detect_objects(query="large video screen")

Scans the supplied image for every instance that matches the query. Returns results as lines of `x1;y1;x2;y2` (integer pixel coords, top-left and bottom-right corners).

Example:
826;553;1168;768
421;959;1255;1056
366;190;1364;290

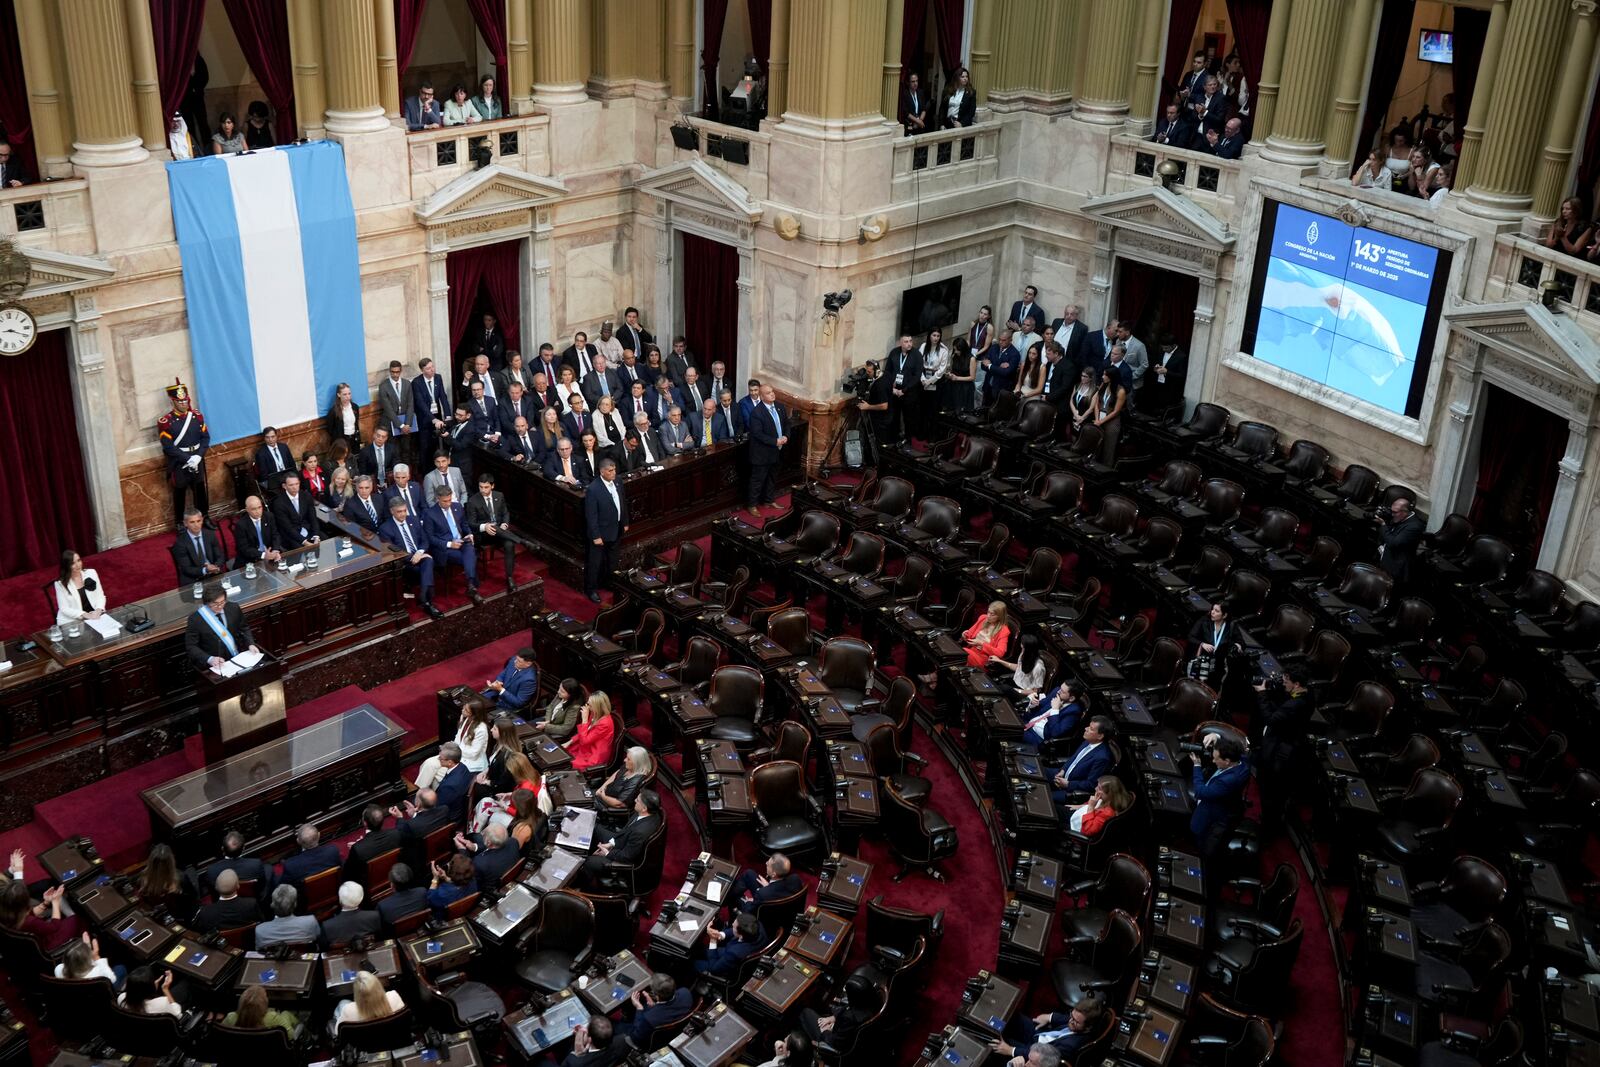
1239;200;1450;418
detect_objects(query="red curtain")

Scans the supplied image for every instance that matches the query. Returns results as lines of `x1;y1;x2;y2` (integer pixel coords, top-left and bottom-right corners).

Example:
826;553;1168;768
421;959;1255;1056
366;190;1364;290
1223;0;1271;91
1116;260;1200;352
220;0;297;143
1352;0;1416;171
395;0;429;79
1468;386;1567;559
932;0;963;74
0;331;96;578
1161;0;1205;100
701;0;731;116
447;240;521;355
149;0;209;120
1577;45;1600;199
465;0;509;108
680;232;740;382
0;0;37;181
901;0;930;83
748;0;771;74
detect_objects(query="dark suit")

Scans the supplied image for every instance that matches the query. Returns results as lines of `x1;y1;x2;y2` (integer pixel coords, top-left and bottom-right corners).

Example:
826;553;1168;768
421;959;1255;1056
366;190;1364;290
172;528;225;583
625;432;666;471
1053;319;1089;373
472;840;522;891
193;895;260;932
436;763;473;823
468;396;501;444
581;370;622;409
649;387;686;427
184;601;255;669
495;366;534;398
465;490;519;584
320;908;382;949
232;512;278;567
253;442;296;491
622;986;693;1048
1191;758;1252;868
199;854;272;900
616;323;653;361
1008;1014;1096;1061
679;380;710;414
665;351;697;391
715;404;743;439
271;490;318;546
615;362;646;394
730;871;804;913
1039;357;1072;408
746;401;787;506
1152;112;1194;147
278;844;342;891
1083;330;1116;376
584;476;628;597
411;373;452;458
497;395;535;438
1189;92;1227;144
942;88;977;127
1212;133;1244;160
562;343;600;379
982;342;1021;402
1008;300;1046;332
694;929;762;976
378;513;435;599
900;86;928;133
357;441;396;488
377;886;431;931
884;347;924;440
342;492;386;533
562;410;595;443
544;451;594;487
690;411;731;447
423;502;477;587
384;480;427;520
396;805;455;871
472;327;506;371
342;828;402;889
1377;514;1425;583
1050;741;1115;802
503;429;542;465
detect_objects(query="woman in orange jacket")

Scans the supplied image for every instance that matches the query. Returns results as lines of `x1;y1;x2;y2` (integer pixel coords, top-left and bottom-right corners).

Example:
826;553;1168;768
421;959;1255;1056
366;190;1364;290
963;600;1011;668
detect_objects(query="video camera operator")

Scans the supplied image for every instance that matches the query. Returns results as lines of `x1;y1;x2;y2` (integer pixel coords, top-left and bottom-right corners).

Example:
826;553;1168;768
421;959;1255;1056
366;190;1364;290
1374;496;1423;587
1250;668;1310;832
854;360;894;460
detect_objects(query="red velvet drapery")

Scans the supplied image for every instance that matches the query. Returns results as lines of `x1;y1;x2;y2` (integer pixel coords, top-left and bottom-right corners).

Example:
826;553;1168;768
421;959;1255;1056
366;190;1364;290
447;240;522;356
1223;0;1271;92
1352;0;1417;169
1469;386;1568;558
395;0;429;79
932;0;963;74
1160;0;1206;101
1116;259;1199;352
149;0;208;120
465;0;509;108
701;0;732;116
680;232;740;381
0;331;96;578
748;0;771;75
902;0;931;83
0;0;37;181
220;0;297;143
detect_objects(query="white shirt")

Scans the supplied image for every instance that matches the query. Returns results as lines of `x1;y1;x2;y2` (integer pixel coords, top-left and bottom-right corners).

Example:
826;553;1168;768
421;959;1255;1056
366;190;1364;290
341;406;356;435
168;117;193;160
603;478;621;515
54;569;106;626
947;89;967;120
1013;660;1046;692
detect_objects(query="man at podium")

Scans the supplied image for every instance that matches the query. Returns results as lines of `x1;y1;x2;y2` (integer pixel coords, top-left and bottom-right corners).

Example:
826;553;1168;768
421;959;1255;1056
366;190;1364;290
184;583;260;670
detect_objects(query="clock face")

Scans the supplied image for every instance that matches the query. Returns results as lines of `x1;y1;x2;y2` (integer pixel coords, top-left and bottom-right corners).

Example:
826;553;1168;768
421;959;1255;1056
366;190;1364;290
0;305;35;355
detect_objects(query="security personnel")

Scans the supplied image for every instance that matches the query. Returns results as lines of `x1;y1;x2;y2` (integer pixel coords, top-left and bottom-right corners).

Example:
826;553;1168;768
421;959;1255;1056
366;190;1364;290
158;378;211;528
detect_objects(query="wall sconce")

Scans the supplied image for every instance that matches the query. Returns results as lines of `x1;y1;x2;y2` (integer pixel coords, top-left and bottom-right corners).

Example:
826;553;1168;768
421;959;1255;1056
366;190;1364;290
1540;279;1561;310
859;215;888;243
1157;159;1182;191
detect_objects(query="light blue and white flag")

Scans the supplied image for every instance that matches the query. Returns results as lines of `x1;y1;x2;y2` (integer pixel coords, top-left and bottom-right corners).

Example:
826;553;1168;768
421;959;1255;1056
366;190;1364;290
167;139;368;443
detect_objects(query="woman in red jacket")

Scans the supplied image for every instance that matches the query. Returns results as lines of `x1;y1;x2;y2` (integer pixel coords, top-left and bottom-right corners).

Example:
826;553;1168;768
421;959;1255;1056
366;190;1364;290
1066;776;1133;838
963;600;1011;667
567;692;617;771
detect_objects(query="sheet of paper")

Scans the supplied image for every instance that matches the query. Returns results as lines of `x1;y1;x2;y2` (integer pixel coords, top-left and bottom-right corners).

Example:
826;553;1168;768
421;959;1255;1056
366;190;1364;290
86;615;124;638
231;648;264;669
212;661;243;678
677;919;699;932
705;881;723;902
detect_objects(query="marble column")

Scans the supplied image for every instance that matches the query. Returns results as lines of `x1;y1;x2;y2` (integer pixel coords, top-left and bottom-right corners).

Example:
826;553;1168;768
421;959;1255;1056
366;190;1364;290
1540;423;1589;570
508;0;534;113
15;0;71;174
1463;0;1570;219
287;0;328;139
319;0;387;134
533;0;590;105
968;0;993;104
123;0;165;152
1532;1;1600;220
66;296;129;549
1258;0;1342;165
1075;0;1142;124
786;0;888;125
1319;0;1378;170
1452;0;1508;194
1251;0;1293;142
668;0;695;105
881;0;904;124
428;249;452;371
768;0;791;116
373;0;400;120
58;0;148;166
1128;0;1166;129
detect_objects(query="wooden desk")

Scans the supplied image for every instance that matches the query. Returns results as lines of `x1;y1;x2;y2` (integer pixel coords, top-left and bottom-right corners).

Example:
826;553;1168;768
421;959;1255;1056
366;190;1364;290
954;971;1024;1037
389;1034;484;1066
1118;1001;1184;1066
69;875;135;928
38;839;105;889
523;847;586;895
816;854;872;914
577;949;652;1014
504;988;591;1057
141;705;407;866
160;932;243;989
649;895;718;963
110;911;176;962
555;807;598;852
670;1002;758;1067
400;919;480;974
1156;847;1205;901
472;882;541;945
1139;954;1196;1015
683;856;741;905
739;950;821;1022
1011;852;1064;908
1152;895;1207;957
785;906;853;967
324;943;402;996
237;955;318;997
478;428;805;580
915;1026;993;1067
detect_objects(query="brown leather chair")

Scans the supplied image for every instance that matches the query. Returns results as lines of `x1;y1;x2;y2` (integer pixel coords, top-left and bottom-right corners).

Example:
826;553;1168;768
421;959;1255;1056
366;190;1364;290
863;723;930;806
889;556;933;605
901;496;962;543
1162;678;1218;733
581;892;639;956
301;865;342;917
1413;921;1513;1012
765;510;842;565
766;605;812;656
1262;605;1315;656
1281;439;1329;482
38;975;116;1044
1130;637;1184;697
853;674;917;743
754;719;814;770
1004;546;1062;596
1219;570;1270;624
652;540;704;589
615;607;666;665
1049;575;1101;627
1221;421;1278;463
830;530;887;577
1058;853;1153;944
1197;478;1245;529
1294;535;1343;587
1281;629;1351;690
956;522;1011;569
700;563;751;614
1361;733;1441;788
1335;463;1380;505
1426;513;1475;559
864;894;944;956
1005;396;1057;441
931;435;998;479
364;848;403;901
881;779;956;882
1383;597;1436;656
1249;507;1299;552
922;585;975;630
1179;545;1233;600
983;390;1020;425
1456;535;1515;586
443;891;481;919
1133;516;1183;566
867;477;916;524
1204;919;1303;1015
665;635;721;693
1420;1017;1522;1067
1410;856;1505;947
1104;613;1151;666
1085;493;1138;539
1142;460;1202;501
1184;402;1230;438
820;637;876;712
217;923;257;950
1210;863;1300;944
750;759;827;862
1336;562;1394;614
1050;907;1141;1009
1312;680;1393;751
514;890;595;992
1376;768;1464;864
706;665;765;748
106;1002;184;1056
1511;569;1565;622
1023;470;1085;516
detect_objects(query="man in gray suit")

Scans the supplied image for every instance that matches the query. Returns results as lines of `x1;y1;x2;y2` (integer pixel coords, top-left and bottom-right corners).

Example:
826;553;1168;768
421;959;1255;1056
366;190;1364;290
665;337;698;391
422;451;469;504
658;406;694;455
376;360;417;466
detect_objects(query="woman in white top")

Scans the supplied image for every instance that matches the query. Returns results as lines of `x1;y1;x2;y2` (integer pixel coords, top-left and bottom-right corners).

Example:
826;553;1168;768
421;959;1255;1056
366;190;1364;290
592;394;622;449
990;633;1048;699
120;966;182;1017
325;381;361;451
1383;130;1412;179
1406;146;1442;199
555;365;583;414
942;67;976;129
54;550;107;628
415;698;493;788
1222;54;1249;123
442;84;480;126
1351;151;1385;189
334;971;405;1032
919;328;950;399
56;934;123;987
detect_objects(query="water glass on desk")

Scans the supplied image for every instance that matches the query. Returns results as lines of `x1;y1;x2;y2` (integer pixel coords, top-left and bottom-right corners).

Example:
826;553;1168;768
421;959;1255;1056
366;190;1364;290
46;624;62;643
66;621;81;639
244;562;257;580
192;581;203;600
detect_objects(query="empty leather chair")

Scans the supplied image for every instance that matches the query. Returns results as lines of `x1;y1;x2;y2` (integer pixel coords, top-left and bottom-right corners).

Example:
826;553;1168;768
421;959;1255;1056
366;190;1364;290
1382;597;1436;657
615;608;666;666
1178;545;1233;600
1295;535;1342;587
930;435;997;480
867;477;916;524
1219;570;1270;624
1182;403;1230;439
882;779;957;882
828;530;887;578
1419;1016;1523;1067
1360;733;1441;788
1281;439;1329;484
765;510;842;565
1413;921;1513;1011
983;390;1020;425
820;637;876;712
1281;630;1351;690
1262;605;1315;656
706;665;765;748
751;760;826;862
1062;423;1102;462
1162;677;1219;733
852;674;917;742
1141;460;1202;502
899;496;962;543
1049;576;1101;627
1058;853;1153;944
1456;535;1515;586
655;541;704;589
1004;546;1063;596
1510;569;1564;622
1312;680;1393;752
1410;856;1505;948
1502;730;1567;789
1198;479;1245;529
1004;396;1057;442
515;891;596;992
1510;768;1600;862
956;523;1012;570
1085;494;1138;539
1376;768;1464;865
1050;907;1141;1009
1425;513;1474;559
1246;507;1299;552
38;975;116;1045
1015;470;1084;517
1130;637;1185;697
1335;464;1379;505
749;592;796;631
1133;516;1183;567
863;723;931;806
1551;600;1600;651
1335;562;1394;614
1203;918;1303;1015
865;894;945;957
1459;678;1527;738
699;563;750;616
665;635;721;693
888;555;932;605
754;719;814;770
767;606;813;657
1220;421;1277;463
1185;994;1277;1067
1210;864;1299;945
921;586;975;630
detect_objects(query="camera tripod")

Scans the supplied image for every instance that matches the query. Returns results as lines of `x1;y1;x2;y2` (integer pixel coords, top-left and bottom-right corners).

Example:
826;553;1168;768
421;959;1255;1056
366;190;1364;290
816;400;881;477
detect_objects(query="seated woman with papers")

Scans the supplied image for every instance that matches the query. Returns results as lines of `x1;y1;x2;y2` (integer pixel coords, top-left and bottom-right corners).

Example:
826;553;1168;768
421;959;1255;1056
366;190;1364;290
183;584;262;673
54;549;108;628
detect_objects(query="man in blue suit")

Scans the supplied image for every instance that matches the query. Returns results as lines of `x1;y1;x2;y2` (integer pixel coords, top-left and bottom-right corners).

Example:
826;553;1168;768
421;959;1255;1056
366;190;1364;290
544;437;593;487
384;465;427;520
745;384;787;515
378;497;443;619
562;394;595;443
433;745;473;822
694;912;764;977
460;823;521;892
584;459;628;603
690;398;730;448
253;426;297;492
424;485;481;604
737;378;762;427
982;328;1020;405
622;973;695;1049
1049;716;1117;805
468;380;501;450
1007;285;1044;333
482;647;538;710
411;358;452;462
403;83;443;130
715;389;744;439
342;475;386;533
1191;734;1251;888
277;824;342;894
649;377;685;427
1021;680;1086;749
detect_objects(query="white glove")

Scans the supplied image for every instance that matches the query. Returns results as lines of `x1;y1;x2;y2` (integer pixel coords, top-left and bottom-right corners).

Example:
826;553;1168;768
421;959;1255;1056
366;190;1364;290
185;455;201;471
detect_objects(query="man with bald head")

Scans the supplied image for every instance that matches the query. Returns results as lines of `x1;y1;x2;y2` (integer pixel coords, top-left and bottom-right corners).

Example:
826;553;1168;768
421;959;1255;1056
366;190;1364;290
745;384;788;515
391;786;453;871
194;869;260;930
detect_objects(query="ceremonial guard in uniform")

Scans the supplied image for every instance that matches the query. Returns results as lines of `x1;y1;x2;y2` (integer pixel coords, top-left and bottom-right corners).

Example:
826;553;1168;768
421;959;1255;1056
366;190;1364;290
158;378;211;528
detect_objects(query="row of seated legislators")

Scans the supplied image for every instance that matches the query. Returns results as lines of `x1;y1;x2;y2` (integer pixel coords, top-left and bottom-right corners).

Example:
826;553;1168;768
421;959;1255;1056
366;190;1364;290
1148;49;1253;158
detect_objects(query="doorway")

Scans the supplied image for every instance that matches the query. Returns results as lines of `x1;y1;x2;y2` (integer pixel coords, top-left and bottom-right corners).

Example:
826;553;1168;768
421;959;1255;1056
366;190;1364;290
1467;384;1568;561
679;231;740;384
447;239;523;369
1115;258;1200;353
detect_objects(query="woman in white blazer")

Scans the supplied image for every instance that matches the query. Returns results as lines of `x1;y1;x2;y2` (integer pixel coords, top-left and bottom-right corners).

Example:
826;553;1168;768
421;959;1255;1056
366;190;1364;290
54;550;107;627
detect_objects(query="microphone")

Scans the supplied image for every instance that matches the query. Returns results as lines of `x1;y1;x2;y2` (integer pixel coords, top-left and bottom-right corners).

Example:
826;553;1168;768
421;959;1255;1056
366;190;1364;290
1121;1006;1151;1022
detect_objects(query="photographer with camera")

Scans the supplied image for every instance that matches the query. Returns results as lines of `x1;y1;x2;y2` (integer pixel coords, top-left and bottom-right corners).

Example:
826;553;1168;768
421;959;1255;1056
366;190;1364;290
1374;496;1423;586
1190;733;1251;894
853;360;894;461
1251;669;1311;833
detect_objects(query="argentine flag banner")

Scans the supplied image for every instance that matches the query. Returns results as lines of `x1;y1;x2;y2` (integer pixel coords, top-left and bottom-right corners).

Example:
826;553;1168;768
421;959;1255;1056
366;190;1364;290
167;139;370;443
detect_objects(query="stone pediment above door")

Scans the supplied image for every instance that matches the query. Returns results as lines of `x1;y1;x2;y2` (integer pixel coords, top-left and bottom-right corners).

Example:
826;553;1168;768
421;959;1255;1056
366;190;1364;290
1080;186;1235;261
635;159;763;228
8;244;116;304
414;164;569;227
1445;300;1600;426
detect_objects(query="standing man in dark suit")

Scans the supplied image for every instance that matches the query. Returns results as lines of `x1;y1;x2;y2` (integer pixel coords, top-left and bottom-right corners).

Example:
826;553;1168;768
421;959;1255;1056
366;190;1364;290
900;72;929;134
184;584;260;670
665;337;698;392
271;472;320;548
1144;335;1189;416
424;485;482;605
1189;75;1227;148
746;384;788;515
445;405;478;486
1051;305;1089;376
1191;734;1251;892
466;473;525;591
1040;344;1072;408
563;331;600;380
1082;320;1117;377
475;312;506;371
1008;285;1044;334
233;496;282;569
358;426;396;490
376;361;417;466
883;335;924;443
253;426;296;493
342;805;402;891
533;344;562;393
1375;498;1425;586
584;459;628;603
172;507;225;584
379;498;443;619
617;308;653;365
412;358;452;464
981;328;1020;407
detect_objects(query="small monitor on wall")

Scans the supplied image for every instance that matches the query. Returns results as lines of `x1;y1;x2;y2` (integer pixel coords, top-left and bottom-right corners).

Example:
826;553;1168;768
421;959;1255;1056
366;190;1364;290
1419;29;1453;64
899;277;962;337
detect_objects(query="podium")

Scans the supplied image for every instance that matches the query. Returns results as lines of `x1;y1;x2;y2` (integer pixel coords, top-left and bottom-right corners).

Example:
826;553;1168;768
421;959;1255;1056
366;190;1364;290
196;651;287;761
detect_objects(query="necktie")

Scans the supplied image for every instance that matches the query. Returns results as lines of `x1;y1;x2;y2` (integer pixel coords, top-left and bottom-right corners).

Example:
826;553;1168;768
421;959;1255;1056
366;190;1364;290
703;420;712;445
521;434;532;455
478;400;487;418
375;446;384;474
563;458;573;479
399;520;416;553
364;498;376;524
193;534;205;563
1065;743;1096;779
254;520;264;548
444;506;460;540
768;404;781;435
606;481;619;513
641;436;654;463
600;376;610;397
272;448;283;473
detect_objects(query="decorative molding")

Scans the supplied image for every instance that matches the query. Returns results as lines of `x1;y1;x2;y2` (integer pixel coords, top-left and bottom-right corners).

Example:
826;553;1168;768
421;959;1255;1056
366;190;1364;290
413;163;568;227
1333;201;1371;227
1078;186;1236;252
445;211;530;240
634;158;764;224
13;247;116;305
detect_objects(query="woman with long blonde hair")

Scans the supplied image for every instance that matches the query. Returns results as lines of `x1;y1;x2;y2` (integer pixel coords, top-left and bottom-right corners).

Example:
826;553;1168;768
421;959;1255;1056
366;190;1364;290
567;692;616;771
962;600;1010;668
